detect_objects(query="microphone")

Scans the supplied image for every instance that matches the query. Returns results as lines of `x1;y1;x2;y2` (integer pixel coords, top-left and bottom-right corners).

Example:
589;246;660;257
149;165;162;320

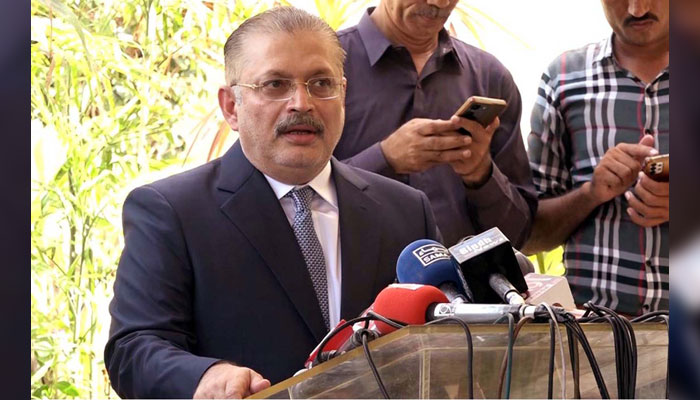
396;239;474;303
372;284;558;328
427;302;553;323
514;249;535;275
307;284;448;366
449;227;529;305
372;283;449;334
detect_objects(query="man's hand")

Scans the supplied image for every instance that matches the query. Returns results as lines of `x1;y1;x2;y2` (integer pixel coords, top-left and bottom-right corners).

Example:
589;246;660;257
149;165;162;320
625;172;669;227
586;135;658;204
380;118;471;174
193;362;270;399
443;116;499;187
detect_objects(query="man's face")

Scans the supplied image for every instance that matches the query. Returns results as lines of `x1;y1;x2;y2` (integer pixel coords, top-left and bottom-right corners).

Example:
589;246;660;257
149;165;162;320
224;31;345;184
601;0;669;47
382;0;459;38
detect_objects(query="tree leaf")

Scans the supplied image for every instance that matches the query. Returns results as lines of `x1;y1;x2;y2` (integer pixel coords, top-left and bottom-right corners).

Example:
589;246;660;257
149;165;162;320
56;381;81;397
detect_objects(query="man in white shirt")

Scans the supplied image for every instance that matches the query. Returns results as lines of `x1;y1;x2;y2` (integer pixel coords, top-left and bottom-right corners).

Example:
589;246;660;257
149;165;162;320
105;7;441;399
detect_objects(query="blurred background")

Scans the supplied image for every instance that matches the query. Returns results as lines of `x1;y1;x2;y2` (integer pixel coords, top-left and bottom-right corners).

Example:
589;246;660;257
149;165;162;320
30;1;616;398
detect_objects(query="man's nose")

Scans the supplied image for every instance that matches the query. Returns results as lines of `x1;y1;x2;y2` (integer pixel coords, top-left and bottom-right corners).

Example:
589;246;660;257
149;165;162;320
426;0;452;8
628;0;652;18
286;83;313;112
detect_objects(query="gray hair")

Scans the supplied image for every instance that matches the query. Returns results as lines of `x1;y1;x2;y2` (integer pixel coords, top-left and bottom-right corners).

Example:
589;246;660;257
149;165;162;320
223;7;346;86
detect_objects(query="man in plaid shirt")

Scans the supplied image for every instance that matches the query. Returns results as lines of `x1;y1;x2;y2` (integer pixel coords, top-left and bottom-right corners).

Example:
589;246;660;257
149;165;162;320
524;0;669;315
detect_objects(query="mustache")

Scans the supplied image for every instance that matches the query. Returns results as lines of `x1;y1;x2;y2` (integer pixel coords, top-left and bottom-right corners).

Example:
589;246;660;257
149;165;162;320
624;13;659;26
275;113;325;135
413;5;452;19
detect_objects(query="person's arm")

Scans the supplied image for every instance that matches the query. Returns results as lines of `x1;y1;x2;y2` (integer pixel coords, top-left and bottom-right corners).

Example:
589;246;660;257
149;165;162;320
193;362;270;399
444;72;537;249
341;118;471;181
523;182;599;254
524;57;656;255
524;136;659;254
104;186;269;398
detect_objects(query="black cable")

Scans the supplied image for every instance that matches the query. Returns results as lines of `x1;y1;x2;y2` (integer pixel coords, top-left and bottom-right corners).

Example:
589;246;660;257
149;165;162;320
584;303;637;398
367;310;407;331
361;330;390;399
565;324;581;399
547;319;555;399
504;313;515;399
621;313;638;397
425;317;474;399
630;310;670;322
659;315;669;399
562;315;610;398
313;315;371;364
313;315;390;364
541;303;567;398
496;316;532;399
631;311;669;398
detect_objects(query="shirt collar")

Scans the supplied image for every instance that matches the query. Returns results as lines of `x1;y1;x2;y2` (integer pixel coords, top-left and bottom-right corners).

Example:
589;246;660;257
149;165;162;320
357;7;393;67
264;161;338;209
593;32;670;76
357;7;461;67
592;33;615;66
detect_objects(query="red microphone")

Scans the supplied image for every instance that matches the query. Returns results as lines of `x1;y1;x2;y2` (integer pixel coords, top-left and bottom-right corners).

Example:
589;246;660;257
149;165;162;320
372;283;449;334
305;284;448;368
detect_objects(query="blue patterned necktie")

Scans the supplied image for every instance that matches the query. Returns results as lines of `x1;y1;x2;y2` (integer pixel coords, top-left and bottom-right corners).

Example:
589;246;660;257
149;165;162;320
286;186;329;329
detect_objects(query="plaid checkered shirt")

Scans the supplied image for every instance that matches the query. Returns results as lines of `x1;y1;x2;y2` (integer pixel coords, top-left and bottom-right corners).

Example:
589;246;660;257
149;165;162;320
528;34;669;315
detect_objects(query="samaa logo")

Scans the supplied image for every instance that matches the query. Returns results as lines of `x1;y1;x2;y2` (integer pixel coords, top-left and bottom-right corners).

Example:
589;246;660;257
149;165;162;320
413;244;450;267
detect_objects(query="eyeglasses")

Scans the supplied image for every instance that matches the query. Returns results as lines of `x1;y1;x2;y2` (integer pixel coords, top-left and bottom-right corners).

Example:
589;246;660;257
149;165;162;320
232;77;344;101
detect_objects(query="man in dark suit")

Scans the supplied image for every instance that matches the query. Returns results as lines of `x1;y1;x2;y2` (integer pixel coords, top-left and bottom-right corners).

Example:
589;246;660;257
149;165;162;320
104;7;440;399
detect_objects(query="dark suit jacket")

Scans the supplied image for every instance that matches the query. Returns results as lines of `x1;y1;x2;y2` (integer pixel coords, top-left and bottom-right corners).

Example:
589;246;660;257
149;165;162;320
104;141;440;398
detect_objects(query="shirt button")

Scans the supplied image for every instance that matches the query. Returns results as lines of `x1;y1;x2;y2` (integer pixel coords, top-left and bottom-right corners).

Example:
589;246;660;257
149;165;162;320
644;129;653;135
642;304;651;311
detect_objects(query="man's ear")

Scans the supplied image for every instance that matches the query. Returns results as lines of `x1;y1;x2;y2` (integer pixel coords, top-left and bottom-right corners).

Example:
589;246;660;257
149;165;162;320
340;76;347;102
218;85;239;131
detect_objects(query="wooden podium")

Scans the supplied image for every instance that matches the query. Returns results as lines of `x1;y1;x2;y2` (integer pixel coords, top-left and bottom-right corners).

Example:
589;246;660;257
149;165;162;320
250;323;668;399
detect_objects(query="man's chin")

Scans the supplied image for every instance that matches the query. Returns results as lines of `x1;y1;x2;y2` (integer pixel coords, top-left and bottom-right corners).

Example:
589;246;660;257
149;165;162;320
276;152;329;172
619;29;667;47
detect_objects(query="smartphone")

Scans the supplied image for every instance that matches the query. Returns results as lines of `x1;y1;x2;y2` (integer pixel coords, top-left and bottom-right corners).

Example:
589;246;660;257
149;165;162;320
642;154;669;182
454;96;507;134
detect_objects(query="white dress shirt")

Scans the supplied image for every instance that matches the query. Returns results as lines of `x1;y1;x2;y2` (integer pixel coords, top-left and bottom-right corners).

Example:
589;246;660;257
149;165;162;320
263;162;342;329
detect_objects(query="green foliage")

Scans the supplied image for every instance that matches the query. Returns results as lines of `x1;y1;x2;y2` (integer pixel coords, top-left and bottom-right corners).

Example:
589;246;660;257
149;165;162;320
31;1;380;397
452;2;531;50
308;0;370;30
30;0;277;397
31;1;535;398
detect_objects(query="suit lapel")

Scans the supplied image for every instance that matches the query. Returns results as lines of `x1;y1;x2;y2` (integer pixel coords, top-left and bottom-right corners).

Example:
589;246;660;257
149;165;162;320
216;142;328;342
332;159;383;319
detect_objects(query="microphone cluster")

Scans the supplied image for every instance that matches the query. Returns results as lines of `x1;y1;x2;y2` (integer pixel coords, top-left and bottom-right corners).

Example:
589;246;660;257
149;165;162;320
300;227;669;399
307;228;561;365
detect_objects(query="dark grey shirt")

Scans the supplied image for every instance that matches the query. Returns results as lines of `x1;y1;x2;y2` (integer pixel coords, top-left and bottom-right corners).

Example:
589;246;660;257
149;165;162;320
335;9;536;247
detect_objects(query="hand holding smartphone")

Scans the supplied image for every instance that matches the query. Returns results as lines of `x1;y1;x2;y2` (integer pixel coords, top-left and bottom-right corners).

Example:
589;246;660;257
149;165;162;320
642;154;669;182
454;96;507;135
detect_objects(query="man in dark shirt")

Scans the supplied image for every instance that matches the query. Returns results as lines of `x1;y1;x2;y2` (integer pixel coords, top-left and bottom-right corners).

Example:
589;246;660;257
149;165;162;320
335;0;536;247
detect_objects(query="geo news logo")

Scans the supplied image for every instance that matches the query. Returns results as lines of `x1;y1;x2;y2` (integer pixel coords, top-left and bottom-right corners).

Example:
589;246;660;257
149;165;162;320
412;244;450;267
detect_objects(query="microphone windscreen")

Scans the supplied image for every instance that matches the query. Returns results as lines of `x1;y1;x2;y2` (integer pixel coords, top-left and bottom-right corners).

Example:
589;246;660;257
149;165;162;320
397;239;466;290
372;284;448;334
449;227;529;303
514;250;535;274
